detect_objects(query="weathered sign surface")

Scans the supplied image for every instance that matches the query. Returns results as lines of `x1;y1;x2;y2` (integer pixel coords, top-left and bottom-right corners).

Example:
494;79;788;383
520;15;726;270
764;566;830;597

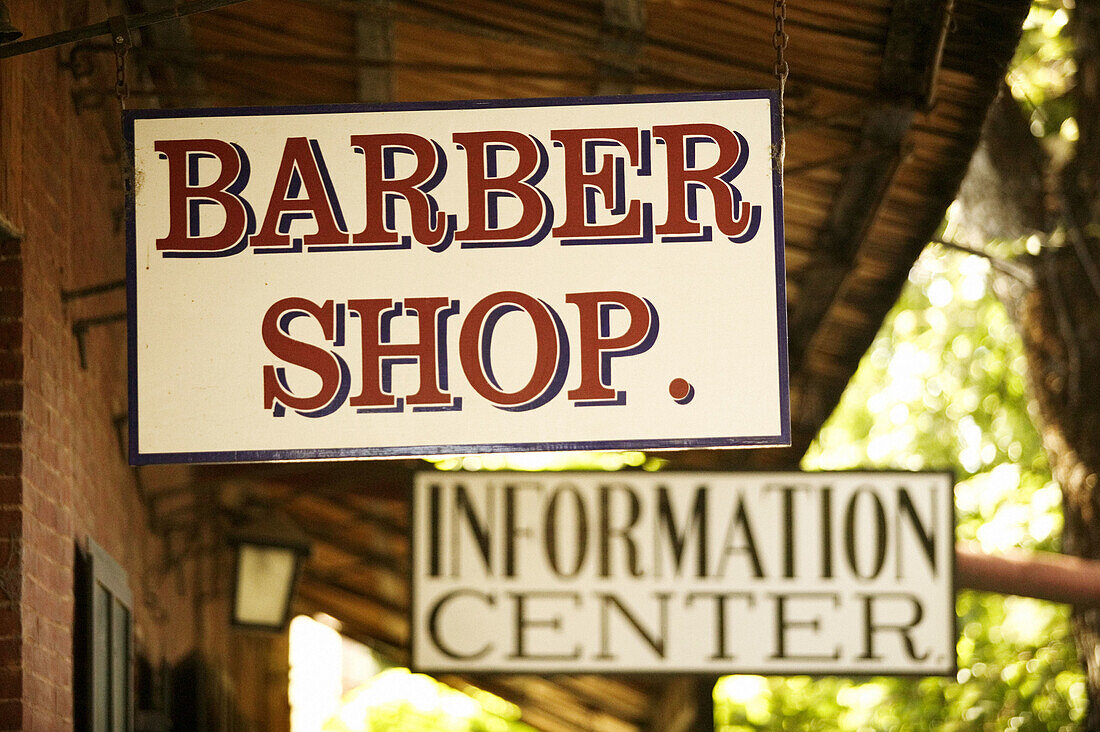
411;471;956;675
127;92;787;463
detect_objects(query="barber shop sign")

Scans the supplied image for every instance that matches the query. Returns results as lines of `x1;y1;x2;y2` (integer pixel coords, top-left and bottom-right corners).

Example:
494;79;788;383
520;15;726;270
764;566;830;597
126;92;788;463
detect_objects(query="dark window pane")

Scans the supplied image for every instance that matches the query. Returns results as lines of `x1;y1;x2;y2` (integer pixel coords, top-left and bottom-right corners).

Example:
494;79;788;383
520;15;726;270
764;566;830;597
94;584;110;732
111;601;130;731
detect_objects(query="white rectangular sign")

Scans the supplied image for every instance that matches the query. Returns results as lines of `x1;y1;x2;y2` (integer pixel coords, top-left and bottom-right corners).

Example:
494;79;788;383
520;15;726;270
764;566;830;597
411;471;956;675
127;92;788;464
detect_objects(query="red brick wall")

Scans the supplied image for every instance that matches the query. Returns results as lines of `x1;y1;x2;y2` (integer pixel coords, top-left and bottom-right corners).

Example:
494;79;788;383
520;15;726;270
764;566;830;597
0;219;24;730
0;2;282;729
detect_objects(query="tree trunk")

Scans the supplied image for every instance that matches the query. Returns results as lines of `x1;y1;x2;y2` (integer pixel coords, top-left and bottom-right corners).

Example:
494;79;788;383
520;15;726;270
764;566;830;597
1015;1;1100;726
1017;244;1100;726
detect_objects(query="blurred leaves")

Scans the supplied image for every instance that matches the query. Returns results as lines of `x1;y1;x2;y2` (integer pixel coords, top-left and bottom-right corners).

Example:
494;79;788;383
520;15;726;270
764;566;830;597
324;669;535;732
716;249;1084;729
1009;1;1077;147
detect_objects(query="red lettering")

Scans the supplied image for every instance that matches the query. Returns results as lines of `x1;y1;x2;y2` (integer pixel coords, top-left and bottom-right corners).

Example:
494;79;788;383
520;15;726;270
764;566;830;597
551;128;642;240
454;132;550;246
459;292;564;409
154;139;251;253
262;298;344;414
654;123;754;238
251;137;348;249
567;291;658;403
351;133;452;248
347;297;455;408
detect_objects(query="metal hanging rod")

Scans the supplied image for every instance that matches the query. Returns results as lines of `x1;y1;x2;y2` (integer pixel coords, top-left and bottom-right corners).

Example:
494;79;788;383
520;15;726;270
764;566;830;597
68;42;601;80
0;0;255;59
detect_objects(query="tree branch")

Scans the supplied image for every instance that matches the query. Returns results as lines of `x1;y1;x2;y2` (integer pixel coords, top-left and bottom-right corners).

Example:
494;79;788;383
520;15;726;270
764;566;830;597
931;238;1036;288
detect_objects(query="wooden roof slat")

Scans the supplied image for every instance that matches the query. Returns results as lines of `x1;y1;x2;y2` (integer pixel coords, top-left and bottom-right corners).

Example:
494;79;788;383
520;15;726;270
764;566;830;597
297;578;410;647
457;675;644;732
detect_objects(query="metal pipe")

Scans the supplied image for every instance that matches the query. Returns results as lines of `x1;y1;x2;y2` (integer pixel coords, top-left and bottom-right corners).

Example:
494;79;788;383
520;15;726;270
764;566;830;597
956;542;1100;607
0;0;255;59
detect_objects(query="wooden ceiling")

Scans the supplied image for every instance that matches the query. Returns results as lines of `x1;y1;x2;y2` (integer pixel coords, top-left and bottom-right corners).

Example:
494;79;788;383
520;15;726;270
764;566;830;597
122;0;1032;728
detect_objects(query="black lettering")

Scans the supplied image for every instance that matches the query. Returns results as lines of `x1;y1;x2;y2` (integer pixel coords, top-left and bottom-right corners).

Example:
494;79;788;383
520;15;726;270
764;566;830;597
766;484;805;578
504;481;540;577
508;591;582;660
596;592;670;660
845;486;887;580
544;483;589;577
769;592;841;661
896;487;938;579
821;485;833;579
655;484;708;578
715;494;765;578
429;482;442;577
858;593;929;661
427;589;494;660
599;483;643;577
685;591;755;660
451;483;494;577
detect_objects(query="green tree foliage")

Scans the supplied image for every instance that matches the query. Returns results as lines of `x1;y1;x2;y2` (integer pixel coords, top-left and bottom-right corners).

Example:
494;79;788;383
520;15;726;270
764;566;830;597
715;250;1086;729
324;668;536;732
715;2;1091;726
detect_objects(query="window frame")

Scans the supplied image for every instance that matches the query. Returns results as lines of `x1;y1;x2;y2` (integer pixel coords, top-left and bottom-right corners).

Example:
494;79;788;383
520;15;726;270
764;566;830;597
77;537;134;732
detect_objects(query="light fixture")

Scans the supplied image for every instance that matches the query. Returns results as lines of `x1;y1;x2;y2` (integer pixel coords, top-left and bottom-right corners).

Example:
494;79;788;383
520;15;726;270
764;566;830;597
229;511;311;632
0;2;23;44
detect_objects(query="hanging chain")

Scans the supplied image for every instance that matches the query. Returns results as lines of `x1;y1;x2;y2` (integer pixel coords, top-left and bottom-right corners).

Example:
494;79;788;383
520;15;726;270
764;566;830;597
113;46;129;108
108;15;132;110
108;15;134;202
773;0;788;171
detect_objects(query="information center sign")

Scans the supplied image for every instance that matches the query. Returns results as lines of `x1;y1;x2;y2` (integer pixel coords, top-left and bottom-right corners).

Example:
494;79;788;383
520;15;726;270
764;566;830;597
127;92;787;464
412;471;956;675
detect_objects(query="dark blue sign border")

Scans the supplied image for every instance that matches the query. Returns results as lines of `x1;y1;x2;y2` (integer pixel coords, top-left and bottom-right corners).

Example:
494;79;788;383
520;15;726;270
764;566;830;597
125;90;789;465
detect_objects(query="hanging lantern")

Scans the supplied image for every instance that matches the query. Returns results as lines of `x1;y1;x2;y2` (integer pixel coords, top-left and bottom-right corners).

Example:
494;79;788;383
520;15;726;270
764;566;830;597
229;512;311;632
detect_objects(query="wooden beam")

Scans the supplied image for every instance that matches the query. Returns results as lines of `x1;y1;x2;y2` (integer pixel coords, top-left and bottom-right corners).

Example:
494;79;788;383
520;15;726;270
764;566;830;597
451;675;642;732
296;579;408;648
356;0;393;103
784;105;912;374
879;0;954;108
598;0;645;95
127;0;212;109
784;0;951;378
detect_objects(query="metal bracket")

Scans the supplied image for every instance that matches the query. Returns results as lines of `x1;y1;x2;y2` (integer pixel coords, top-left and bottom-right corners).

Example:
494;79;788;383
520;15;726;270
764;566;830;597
72;311;127;369
61;277;126;302
107;14;132;54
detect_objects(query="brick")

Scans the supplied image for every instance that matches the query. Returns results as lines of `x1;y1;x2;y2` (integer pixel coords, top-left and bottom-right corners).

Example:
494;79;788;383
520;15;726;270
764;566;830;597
0;640;18;669
0;262;21;290
0;449;19;478
0;512;19;540
0;607;21;636
0;480;20;505
0;325;20;354
0;418;19;446
0;384;20;412
0;355;17;382
0;700;20;730
0;667;21;701
0;241;21;259
0;292;20;317
23;672;46;712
